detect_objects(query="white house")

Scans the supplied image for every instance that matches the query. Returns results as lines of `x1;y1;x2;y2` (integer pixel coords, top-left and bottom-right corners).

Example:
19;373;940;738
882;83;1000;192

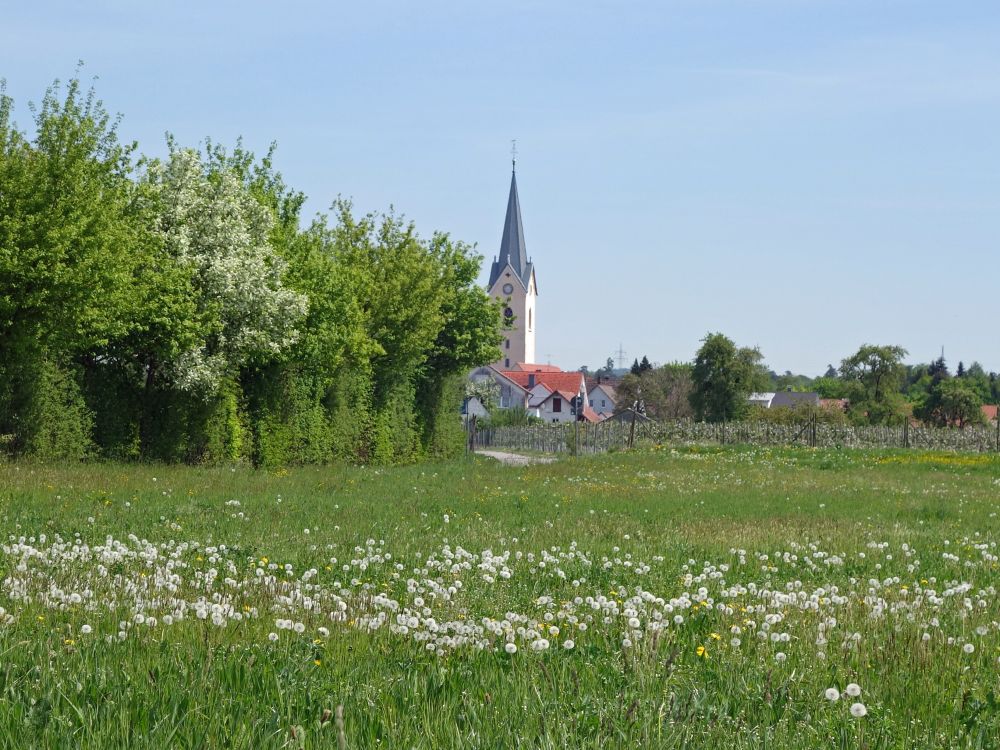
588;383;617;417
536;390;577;423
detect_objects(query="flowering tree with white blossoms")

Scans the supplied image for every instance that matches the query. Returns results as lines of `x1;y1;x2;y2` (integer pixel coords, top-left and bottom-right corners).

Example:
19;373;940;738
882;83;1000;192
142;143;307;395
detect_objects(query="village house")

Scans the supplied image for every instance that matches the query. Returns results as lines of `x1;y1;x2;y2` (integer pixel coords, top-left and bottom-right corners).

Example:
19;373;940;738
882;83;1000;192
587;381;617;418
749;392;820;409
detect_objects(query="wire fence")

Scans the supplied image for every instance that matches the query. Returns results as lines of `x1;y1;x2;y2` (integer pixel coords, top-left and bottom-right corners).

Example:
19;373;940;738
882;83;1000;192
469;414;1000;456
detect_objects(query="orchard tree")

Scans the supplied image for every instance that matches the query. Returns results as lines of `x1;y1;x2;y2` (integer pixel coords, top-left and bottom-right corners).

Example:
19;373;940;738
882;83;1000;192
617;362;693;419
839;344;908;424
689;333;769;422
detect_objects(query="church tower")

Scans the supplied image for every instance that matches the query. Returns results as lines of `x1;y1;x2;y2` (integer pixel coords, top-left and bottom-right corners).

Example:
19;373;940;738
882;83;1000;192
487;164;537;369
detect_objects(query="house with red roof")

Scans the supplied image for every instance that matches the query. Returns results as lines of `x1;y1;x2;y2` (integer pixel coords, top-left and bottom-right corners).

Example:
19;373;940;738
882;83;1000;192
464;364;601;423
499;367;600;423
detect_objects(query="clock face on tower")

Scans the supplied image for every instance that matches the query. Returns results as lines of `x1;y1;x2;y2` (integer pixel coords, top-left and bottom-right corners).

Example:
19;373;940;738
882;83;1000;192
502;283;514;295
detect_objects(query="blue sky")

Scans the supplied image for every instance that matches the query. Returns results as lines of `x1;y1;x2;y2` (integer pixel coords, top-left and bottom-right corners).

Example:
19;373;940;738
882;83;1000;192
4;1;999;374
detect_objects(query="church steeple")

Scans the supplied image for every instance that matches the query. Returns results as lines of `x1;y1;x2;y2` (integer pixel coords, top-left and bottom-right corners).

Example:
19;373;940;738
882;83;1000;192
486;159;537;368
488;167;534;290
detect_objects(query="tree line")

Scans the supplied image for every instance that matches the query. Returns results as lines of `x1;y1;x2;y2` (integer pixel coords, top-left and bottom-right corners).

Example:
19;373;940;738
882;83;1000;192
0;75;502;464
614;334;998;427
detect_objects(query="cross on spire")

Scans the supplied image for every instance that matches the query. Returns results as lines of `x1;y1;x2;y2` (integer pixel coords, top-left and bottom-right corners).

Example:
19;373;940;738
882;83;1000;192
511;139;517;171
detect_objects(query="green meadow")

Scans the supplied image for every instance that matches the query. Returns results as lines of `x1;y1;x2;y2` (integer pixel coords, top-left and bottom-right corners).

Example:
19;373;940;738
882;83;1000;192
1;445;999;748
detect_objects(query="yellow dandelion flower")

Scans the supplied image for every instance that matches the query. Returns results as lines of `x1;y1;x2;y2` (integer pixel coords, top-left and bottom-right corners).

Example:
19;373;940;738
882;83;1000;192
696;645;707;658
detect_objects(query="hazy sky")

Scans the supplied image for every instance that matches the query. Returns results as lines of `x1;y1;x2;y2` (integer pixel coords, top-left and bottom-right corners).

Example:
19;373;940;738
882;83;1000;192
4;1;999;375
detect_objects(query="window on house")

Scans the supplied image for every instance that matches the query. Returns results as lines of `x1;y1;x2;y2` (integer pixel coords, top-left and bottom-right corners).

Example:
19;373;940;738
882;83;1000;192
505;339;510;349
601;400;606;407
553;398;562;413
589;399;594;407
505;358;509;368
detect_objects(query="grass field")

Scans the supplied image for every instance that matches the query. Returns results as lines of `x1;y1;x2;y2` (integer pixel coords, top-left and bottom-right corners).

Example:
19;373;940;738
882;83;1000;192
2;445;1000;748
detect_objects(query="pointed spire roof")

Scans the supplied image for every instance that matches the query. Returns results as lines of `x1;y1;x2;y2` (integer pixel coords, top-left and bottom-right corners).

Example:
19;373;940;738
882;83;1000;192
488;168;534;291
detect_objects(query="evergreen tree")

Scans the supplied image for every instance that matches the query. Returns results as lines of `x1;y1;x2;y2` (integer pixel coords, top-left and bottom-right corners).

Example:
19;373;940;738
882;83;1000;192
928;356;949;379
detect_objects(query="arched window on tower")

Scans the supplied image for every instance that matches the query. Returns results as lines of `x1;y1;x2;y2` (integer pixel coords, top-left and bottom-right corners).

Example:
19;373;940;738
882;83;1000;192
528;309;532;331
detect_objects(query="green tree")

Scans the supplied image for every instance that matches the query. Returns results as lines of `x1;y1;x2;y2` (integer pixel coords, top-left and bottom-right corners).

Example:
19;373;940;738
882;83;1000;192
813;376;849;399
689;333;769;422
914;377;985;428
415;231;504;454
617;362;693;419
0;75;143;456
839;344;908;424
963;362;993;404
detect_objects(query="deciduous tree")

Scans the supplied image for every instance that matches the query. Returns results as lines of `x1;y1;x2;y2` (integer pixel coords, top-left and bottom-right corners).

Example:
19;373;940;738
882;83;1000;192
839;344;908;424
689;333;769;422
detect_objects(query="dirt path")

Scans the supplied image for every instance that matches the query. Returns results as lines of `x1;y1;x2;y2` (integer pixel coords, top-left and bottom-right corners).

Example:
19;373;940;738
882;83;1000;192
475;450;557;466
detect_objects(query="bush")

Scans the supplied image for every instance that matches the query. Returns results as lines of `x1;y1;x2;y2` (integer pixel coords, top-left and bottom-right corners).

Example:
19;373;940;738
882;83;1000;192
483;407;543;427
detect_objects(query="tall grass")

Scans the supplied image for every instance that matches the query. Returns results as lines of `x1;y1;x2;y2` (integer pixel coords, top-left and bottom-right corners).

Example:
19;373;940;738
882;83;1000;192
0;446;998;747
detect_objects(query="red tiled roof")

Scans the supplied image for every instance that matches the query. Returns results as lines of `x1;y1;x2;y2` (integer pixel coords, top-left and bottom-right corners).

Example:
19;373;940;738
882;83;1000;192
983;404;999;422
819;398;849;411
502;370;585;395
515;362;561;372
